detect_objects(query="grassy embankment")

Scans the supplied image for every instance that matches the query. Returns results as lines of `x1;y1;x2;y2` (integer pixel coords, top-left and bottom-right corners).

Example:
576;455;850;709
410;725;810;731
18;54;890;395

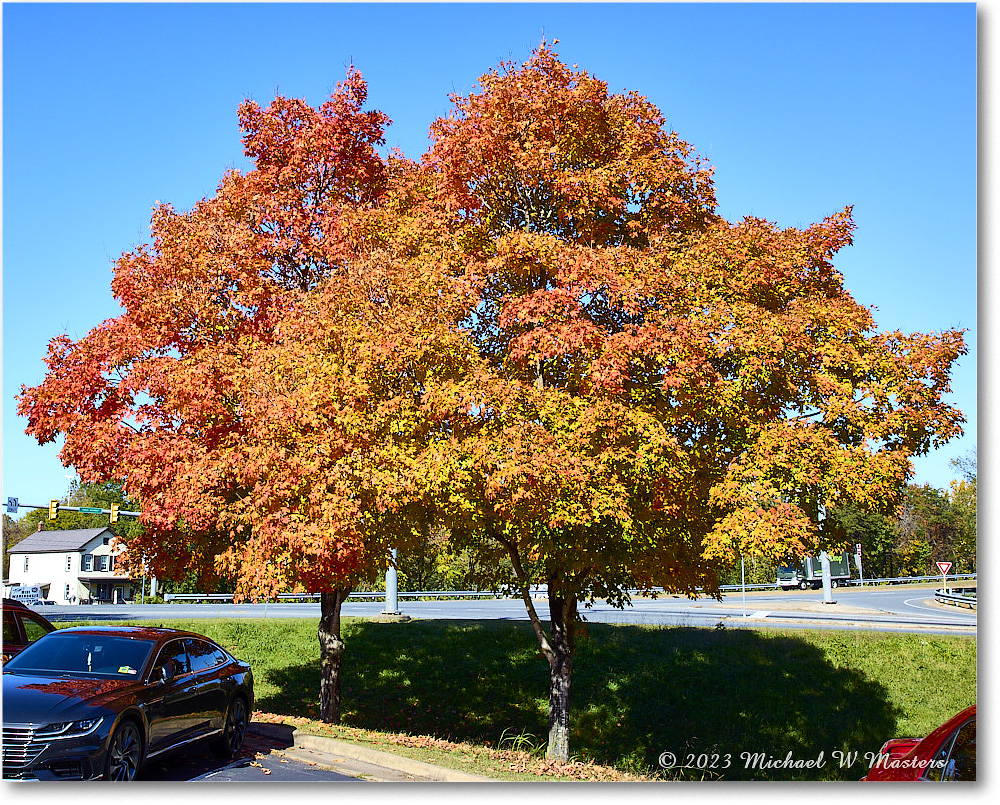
68;618;975;781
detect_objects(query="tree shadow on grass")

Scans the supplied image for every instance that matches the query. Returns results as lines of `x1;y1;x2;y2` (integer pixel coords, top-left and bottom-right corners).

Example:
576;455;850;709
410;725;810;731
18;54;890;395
256;620;900;780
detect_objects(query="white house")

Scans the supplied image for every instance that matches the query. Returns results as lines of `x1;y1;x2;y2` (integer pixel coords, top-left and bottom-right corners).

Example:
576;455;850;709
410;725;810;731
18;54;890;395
7;528;139;604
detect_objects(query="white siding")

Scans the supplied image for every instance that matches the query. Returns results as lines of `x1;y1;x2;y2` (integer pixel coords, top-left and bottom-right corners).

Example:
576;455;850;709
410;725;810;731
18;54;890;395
9;533;133;602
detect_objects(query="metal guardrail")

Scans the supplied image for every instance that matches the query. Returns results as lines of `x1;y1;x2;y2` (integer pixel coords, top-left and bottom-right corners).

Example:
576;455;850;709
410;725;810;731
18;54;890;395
934;588;977;609
163;590;507;603
853;573;976;586
162;574;976;604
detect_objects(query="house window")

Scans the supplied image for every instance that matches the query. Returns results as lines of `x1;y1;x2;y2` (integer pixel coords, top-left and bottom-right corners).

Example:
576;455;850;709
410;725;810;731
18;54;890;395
99;555;109;572
82;554;93;572
23;556;28;572
65;584;71;600
66;555;73;571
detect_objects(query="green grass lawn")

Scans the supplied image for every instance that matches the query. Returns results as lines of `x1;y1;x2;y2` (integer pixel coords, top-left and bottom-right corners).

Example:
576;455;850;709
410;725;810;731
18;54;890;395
66;618;975;780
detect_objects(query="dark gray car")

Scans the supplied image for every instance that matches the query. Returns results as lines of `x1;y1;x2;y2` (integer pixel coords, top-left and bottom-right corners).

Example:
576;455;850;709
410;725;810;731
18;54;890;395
2;626;253;780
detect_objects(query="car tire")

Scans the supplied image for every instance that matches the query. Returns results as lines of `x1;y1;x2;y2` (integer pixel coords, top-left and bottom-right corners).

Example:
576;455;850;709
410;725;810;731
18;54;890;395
210;695;249;758
104;719;143;781
799;580;809;590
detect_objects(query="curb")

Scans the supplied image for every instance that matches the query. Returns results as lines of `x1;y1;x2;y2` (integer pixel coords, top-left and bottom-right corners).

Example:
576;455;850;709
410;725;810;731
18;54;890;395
249;722;494;782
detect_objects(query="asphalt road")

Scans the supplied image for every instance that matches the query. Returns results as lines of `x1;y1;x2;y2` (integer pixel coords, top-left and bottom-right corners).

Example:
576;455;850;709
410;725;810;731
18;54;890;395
40;583;976;635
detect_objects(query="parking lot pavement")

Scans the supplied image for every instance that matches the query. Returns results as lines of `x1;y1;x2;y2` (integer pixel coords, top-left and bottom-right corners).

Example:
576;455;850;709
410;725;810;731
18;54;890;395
191;750;365;782
137;723;364;782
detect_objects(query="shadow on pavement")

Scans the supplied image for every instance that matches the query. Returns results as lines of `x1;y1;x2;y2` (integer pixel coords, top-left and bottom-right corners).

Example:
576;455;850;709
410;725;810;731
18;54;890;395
135;722;294;780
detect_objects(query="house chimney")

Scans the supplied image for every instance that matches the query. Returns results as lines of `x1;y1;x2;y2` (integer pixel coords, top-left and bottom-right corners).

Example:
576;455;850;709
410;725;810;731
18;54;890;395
37;521;44;532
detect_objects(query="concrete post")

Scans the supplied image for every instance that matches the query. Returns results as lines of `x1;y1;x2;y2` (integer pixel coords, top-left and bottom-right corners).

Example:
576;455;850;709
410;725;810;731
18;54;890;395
820;551;835;604
383;547;400;615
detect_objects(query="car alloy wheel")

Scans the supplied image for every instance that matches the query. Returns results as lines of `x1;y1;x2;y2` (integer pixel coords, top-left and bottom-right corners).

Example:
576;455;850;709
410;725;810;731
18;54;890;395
105;720;142;780
226;696;248;753
212;696;249;757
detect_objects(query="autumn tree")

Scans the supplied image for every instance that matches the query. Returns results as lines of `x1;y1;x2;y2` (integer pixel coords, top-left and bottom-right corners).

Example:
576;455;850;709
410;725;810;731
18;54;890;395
948;450;977;571
418;45;966;760
16;46;967;761
826;503;898;578
16;69;410;723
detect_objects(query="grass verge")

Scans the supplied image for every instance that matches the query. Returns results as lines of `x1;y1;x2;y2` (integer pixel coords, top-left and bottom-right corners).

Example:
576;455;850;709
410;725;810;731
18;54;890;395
64;618;976;780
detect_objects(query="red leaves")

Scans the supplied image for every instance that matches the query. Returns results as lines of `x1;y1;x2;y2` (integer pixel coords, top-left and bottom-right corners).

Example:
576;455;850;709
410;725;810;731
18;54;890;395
15;47;966;606
427;43;717;246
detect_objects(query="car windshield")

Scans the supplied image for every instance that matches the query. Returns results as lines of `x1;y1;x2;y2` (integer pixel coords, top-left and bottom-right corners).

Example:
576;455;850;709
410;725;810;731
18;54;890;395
4;632;155;679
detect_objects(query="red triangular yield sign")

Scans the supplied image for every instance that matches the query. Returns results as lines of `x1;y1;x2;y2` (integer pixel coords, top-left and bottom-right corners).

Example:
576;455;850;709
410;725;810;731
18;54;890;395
936;561;952;575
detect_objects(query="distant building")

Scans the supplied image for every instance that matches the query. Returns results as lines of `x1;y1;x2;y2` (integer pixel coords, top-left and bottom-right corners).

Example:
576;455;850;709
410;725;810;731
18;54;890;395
6;528;139;603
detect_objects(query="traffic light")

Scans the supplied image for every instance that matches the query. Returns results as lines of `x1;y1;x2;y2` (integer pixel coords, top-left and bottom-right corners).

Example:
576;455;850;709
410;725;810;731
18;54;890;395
110;503;120;524
48;500;59;520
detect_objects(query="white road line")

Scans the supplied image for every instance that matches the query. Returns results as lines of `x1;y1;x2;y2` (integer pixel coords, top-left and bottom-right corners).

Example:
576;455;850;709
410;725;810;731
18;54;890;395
903;596;977;620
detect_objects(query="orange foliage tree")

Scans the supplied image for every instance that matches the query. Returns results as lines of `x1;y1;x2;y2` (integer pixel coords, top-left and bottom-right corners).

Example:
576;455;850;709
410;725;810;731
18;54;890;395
16;70;427;722
18;47;966;756
417;45;966;759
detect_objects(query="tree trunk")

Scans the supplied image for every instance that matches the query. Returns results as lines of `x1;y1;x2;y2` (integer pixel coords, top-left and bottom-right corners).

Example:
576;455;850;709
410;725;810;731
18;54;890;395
545;588;577;762
503;535;579;762
318;589;351;723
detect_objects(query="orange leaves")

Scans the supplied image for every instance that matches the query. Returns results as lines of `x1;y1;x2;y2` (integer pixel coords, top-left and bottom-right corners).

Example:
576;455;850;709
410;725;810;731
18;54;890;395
15;47;967;609
427;43;716;246
704;503;815;566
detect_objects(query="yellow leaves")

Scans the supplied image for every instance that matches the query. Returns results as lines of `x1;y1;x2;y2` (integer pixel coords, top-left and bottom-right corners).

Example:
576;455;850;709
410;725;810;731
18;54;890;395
704;502;814;567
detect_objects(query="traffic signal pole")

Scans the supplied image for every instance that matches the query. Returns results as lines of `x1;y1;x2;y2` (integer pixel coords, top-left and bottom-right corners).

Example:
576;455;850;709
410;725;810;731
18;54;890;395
6;497;138;523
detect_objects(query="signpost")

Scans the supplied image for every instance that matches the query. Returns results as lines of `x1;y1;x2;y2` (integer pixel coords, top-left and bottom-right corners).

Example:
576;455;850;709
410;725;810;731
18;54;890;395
855;543;864;587
937;561;952;592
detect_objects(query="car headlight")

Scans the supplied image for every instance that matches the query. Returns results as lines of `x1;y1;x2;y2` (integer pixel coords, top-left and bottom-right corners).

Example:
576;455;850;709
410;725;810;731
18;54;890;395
34;717;105;739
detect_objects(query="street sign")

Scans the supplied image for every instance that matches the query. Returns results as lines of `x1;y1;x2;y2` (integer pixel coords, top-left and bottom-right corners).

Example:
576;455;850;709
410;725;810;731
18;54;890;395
79;507;103;514
6;497;18;514
937;561;952;575
855;543;862;553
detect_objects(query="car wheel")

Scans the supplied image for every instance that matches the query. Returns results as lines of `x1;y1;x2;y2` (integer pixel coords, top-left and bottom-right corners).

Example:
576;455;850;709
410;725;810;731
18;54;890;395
831;580;839;589
799;580;809;590
211;695;249;758
104;719;143;780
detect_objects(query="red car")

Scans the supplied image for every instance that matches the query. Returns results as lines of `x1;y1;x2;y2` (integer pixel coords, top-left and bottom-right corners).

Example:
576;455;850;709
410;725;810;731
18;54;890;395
863;704;976;781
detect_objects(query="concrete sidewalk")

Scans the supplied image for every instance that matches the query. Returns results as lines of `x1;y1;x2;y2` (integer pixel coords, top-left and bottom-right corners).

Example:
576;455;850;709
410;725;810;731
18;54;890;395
249;722;494;782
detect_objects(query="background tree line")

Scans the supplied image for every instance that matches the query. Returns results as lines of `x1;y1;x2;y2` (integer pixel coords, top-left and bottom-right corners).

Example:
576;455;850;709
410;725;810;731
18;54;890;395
4;447;976;588
719;449;977;585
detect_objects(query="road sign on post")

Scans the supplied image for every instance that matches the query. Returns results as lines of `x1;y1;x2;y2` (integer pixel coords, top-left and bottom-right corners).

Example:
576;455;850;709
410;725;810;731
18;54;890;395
937;561;952;592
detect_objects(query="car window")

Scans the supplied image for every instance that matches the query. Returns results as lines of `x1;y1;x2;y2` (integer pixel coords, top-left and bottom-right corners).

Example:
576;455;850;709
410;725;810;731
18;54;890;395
22;613;55;642
942;720;975;781
924;718;976;781
5;632;155;678
3;610;21;645
186;639;226;672
151;639;190;680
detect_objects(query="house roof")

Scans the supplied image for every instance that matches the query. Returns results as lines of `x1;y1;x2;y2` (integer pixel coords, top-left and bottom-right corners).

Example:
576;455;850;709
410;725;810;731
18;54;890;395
8;528;113;554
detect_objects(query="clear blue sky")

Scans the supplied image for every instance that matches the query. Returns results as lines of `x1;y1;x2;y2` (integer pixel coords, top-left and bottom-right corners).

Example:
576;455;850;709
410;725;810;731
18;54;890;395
3;2;977;511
